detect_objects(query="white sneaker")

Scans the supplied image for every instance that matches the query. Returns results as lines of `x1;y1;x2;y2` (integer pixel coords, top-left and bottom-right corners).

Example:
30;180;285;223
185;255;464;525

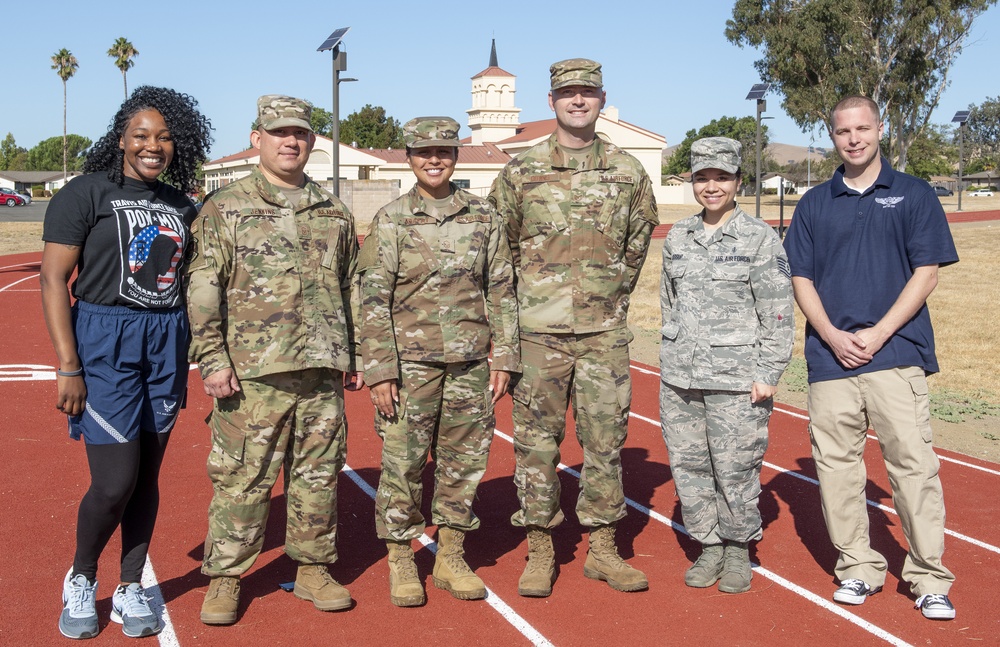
833;578;882;605
915;593;956;620
59;568;99;640
111;583;163;637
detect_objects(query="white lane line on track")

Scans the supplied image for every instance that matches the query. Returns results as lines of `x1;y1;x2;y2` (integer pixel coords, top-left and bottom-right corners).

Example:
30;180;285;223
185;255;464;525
629;374;1000;478
762;460;1000;555
630;410;1000;554
342;465;554;647
140;558;179;647
492;429;912;647
0;273;38;292
0;262;40;272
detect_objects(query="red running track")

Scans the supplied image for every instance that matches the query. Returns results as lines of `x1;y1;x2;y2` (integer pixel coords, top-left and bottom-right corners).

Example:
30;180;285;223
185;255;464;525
1;251;998;646
650;208;1000;238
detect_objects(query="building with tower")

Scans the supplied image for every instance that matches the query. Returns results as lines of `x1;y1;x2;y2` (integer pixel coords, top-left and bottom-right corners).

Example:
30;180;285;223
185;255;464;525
201;42;679;220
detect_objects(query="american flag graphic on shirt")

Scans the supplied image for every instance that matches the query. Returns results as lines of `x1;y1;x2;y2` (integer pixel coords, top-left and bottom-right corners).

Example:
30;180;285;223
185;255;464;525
128;225;184;290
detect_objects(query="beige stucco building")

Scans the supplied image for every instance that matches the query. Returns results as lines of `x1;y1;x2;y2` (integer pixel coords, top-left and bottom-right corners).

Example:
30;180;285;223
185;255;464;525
201;43;671;218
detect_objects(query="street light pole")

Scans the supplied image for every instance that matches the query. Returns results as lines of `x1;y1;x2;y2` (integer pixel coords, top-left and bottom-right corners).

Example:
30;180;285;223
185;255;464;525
318;27;352;197
952;110;970;212
807;132;814;193
958;122;964;212
745;83;771;219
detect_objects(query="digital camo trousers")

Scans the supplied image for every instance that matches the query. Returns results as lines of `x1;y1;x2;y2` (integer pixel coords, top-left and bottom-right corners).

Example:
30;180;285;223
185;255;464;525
659;383;770;545
510;330;632;529
202;368;347;577
375;359;495;541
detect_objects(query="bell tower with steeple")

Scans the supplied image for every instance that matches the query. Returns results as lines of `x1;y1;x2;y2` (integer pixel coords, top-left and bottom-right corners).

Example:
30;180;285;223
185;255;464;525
467;39;520;145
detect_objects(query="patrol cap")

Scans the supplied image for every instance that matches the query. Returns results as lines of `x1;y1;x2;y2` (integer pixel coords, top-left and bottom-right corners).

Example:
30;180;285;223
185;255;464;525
549;58;603;90
690;137;742;174
257;95;313;132
403;116;462;149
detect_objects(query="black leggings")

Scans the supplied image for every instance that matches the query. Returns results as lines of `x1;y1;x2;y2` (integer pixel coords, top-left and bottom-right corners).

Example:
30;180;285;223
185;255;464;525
72;431;171;583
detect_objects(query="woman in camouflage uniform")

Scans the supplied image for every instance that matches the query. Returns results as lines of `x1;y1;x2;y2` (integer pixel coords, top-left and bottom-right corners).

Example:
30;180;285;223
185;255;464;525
357;116;520;606
659;137;794;594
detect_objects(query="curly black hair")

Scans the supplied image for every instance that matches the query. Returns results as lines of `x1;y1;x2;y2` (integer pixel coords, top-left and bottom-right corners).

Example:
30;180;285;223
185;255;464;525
84;86;214;193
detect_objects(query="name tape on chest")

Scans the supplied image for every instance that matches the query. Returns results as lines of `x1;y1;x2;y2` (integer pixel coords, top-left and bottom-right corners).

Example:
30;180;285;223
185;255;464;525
455;214;491;224
525;173;561;184
599;174;634;184
401;216;437;226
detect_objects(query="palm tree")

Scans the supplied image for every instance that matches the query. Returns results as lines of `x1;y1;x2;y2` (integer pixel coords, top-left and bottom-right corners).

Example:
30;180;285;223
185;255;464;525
51;48;79;182
107;38;138;99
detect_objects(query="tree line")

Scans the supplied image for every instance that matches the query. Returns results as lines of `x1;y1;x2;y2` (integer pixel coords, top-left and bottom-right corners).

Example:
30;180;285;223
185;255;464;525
39;3;1000;183
661;0;1000;184
664;95;1000;185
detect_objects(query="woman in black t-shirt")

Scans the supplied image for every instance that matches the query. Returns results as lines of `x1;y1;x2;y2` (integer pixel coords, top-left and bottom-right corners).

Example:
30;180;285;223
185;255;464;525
41;86;212;640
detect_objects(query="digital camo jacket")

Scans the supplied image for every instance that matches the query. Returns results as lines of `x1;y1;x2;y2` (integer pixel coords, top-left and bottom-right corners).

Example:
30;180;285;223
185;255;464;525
186;166;358;380
357;183;520;385
489;133;659;334
659;205;794;391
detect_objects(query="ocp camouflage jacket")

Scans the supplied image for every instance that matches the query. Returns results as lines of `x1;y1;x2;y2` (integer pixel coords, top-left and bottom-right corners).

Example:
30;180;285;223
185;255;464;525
186;166;358;380
489;133;658;334
357;184;520;385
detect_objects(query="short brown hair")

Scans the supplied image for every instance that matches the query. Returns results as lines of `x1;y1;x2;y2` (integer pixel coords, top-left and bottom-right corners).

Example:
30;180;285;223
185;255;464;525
830;95;880;124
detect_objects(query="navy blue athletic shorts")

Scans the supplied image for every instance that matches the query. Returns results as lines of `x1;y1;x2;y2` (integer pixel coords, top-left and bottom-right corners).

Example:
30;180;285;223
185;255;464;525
69;301;189;444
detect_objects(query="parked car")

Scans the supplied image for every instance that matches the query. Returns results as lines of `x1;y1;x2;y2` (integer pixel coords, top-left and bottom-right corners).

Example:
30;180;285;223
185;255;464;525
933;186;953;197
0;187;28;207
967;188;995;197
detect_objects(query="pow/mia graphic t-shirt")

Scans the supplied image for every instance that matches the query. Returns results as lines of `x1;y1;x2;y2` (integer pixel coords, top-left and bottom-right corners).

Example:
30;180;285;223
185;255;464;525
43;173;197;309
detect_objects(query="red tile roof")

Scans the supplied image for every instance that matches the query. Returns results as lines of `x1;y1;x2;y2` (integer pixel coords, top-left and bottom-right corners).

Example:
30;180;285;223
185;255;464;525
500;119;557;143
206;147;257;165
471;66;515;79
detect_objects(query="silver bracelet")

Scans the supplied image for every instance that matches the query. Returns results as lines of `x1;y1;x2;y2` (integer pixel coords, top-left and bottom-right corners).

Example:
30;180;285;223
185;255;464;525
56;368;84;377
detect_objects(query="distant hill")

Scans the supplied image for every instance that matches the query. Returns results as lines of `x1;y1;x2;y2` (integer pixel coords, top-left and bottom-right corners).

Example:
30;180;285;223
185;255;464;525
662;142;829;166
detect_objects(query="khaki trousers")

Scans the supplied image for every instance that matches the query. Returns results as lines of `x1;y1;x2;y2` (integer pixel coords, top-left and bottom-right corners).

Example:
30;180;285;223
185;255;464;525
807;366;954;596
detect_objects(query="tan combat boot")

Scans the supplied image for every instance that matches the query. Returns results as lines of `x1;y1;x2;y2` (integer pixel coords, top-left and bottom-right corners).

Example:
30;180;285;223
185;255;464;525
718;541;752;594
518;527;555;597
583;524;648;592
294;564;352;611
387;541;425;607
432;527;486;600
684;543;725;588
200;576;240;625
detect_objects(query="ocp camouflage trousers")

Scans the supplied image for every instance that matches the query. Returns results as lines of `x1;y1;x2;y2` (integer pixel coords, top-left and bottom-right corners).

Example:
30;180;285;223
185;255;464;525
375;359;495;541
510;330;632;529
659;383;770;544
202;368;347;577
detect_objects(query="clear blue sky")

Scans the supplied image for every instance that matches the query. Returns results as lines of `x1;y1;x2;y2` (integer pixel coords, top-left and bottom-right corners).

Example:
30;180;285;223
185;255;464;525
3;0;998;161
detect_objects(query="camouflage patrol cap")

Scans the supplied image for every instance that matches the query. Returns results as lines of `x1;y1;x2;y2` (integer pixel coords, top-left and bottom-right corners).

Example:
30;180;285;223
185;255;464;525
549;58;603;90
257;95;313;132
402;116;462;149
691;137;742;174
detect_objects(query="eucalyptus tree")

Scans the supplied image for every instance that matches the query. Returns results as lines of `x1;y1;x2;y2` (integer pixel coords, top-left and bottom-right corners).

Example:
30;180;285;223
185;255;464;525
726;0;997;171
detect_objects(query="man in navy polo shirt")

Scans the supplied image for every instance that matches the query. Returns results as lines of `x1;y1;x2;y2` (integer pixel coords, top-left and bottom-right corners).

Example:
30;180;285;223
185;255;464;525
784;95;958;620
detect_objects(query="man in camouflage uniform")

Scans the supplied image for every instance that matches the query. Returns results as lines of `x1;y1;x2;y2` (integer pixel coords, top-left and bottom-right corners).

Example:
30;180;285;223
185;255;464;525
489;59;658;596
186;95;361;625
358;116;520;607
659;137;794;593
